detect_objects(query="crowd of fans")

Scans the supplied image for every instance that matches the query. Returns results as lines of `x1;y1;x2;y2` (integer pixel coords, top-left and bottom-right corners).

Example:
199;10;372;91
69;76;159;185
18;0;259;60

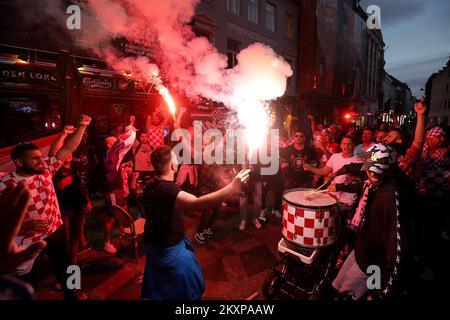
1;99;449;300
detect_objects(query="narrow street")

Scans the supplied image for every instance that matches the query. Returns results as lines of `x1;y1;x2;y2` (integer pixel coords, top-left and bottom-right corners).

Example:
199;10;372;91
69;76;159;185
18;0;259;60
35;199;283;300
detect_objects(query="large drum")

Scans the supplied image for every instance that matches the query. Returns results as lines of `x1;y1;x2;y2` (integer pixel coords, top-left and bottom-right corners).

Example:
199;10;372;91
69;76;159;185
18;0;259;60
282;188;339;248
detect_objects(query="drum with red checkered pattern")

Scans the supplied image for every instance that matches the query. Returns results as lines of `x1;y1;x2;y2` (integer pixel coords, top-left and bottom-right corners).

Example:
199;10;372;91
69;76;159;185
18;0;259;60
282;188;339;248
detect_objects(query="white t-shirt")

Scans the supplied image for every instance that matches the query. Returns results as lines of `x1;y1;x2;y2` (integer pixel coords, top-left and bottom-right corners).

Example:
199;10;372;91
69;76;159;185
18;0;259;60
354;143;375;158
325;153;363;206
133;142;154;172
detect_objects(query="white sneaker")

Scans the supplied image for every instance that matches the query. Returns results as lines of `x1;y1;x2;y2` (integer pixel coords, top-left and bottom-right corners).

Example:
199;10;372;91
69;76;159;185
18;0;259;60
253;219;262;230
239;220;247;231
259;209;267;222
194;232;206;244
272;209;282;219
103;242;117;254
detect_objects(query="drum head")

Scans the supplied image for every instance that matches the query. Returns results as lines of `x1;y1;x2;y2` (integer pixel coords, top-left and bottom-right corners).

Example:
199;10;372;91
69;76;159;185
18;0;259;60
283;188;336;208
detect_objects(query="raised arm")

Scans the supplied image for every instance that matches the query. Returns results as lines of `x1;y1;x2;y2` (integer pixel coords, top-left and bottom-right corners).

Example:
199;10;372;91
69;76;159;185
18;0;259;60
411;97;427;150
307;115;319;136
160;109;171;127
392;112;400;129
48;126;76;157
176;169;250;212
303;163;333;177
174;107;186;130
55;115;92;161
319;140;333;159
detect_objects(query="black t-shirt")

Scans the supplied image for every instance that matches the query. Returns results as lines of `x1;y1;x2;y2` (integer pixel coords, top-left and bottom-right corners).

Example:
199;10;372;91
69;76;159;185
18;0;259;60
143;178;184;248
53;166;89;212
280;145;318;187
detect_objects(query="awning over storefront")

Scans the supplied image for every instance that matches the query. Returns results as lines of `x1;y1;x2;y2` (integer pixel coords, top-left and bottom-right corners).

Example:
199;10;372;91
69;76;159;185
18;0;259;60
0;56;58;92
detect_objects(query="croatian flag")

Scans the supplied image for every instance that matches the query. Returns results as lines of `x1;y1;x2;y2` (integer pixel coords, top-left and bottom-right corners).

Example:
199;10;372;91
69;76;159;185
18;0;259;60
105;126;136;186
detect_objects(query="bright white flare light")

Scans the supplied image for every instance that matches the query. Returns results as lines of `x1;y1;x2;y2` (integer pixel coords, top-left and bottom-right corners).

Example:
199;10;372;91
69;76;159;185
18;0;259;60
147;69;176;119
235;99;270;161
159;85;176;118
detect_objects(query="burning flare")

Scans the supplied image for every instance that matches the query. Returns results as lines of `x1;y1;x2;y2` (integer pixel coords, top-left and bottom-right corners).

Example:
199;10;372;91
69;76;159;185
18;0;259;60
158;86;176;120
235;100;270;162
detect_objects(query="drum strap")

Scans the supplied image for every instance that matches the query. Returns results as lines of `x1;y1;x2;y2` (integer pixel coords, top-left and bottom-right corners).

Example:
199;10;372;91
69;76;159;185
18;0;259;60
350;181;374;230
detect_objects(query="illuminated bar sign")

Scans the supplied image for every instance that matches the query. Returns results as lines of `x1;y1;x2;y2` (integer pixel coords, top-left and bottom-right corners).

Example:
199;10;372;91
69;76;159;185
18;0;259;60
81;75;114;91
0;65;58;88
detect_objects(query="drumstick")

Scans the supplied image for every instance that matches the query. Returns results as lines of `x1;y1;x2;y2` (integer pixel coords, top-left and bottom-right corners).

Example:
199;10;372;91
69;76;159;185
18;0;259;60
314;174;335;191
306;189;329;197
314;181;328;191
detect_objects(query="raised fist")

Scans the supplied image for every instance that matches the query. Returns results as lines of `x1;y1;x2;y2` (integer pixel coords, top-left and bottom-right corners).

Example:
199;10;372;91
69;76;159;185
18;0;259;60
414;97;427;116
79;114;92;127
63;125;76;135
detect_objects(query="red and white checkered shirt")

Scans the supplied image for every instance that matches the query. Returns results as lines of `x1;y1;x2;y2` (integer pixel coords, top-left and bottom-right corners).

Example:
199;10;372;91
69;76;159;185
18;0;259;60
146;125;165;148
279;136;294;148
0;156;63;247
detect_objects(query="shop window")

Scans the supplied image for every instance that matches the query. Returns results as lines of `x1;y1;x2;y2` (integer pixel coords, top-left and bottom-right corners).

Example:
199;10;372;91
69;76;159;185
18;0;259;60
0;95;62;148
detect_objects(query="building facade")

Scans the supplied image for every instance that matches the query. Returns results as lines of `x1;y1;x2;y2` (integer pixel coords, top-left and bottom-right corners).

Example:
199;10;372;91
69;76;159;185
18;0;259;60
297;0;384;128
428;58;450;126
382;72;413;126
361;20;385;128
193;0;300;126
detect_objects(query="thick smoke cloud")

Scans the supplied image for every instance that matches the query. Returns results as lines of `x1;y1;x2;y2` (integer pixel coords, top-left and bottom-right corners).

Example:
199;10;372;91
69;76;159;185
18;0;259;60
37;0;293;139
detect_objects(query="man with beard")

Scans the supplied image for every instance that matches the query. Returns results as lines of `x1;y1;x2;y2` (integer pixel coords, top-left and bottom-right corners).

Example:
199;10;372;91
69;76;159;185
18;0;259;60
328;101;428;297
0;115;92;300
331;144;403;300
145;110;170;149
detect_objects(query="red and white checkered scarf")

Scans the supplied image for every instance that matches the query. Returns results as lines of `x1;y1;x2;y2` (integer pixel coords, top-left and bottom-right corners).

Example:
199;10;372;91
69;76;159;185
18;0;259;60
422;127;446;161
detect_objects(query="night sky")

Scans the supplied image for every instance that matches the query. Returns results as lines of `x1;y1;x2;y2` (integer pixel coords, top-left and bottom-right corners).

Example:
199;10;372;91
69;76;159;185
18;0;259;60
361;0;450;97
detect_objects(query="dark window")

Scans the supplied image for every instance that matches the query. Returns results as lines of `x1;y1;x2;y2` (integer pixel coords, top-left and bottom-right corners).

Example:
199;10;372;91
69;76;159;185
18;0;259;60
248;0;259;24
265;2;276;32
285;13;294;40
227;0;241;15
193;27;213;43
227;38;240;69
284;58;293;84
